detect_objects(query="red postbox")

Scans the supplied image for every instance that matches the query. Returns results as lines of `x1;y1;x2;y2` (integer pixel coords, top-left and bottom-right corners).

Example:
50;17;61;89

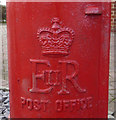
7;1;111;118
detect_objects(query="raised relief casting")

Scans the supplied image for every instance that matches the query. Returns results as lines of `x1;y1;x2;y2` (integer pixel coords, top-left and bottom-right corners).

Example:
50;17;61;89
29;18;86;95
37;17;74;56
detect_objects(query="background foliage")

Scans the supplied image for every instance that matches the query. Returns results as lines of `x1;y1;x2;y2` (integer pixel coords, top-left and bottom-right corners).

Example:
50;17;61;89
0;5;6;22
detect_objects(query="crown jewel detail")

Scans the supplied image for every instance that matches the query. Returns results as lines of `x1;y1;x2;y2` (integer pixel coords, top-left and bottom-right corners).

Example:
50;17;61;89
37;18;75;56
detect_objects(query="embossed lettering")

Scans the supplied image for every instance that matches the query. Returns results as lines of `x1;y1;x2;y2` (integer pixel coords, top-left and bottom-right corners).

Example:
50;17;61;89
21;97;49;112
29;18;87;95
63;100;70;111
21;97;26;108
70;100;77;111
27;98;33;110
45;70;60;86
55;100;63;112
29;59;53;94
87;97;93;108
29;59;86;95
55;97;93;112
33;100;41;111
76;99;81;111
58;60;86;94
41;100;49;112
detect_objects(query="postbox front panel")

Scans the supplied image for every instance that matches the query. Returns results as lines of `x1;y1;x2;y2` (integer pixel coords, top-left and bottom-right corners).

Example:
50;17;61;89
7;2;111;118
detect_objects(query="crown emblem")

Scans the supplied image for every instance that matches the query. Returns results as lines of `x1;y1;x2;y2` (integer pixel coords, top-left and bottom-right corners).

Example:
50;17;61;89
37;18;75;56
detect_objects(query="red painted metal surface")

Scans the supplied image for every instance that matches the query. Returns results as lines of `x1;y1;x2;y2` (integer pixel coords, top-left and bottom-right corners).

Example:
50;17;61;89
7;2;111;118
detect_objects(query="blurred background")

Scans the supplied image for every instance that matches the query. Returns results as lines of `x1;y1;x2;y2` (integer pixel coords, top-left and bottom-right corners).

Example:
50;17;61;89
0;0;8;90
0;0;116;119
